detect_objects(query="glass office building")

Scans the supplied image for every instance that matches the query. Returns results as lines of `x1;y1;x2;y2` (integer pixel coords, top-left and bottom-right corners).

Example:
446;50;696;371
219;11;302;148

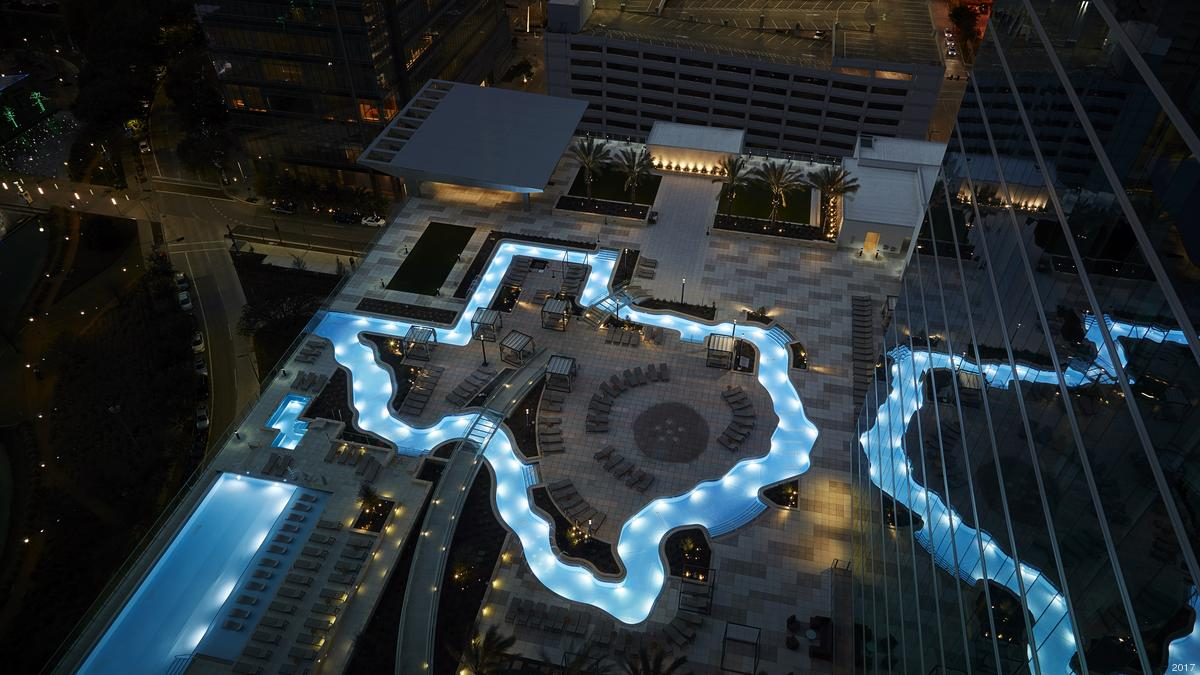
851;1;1200;674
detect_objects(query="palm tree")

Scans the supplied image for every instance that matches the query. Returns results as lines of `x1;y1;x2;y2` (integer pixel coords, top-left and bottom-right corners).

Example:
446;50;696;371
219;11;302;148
570;137;612;202
613;147;655;205
450;625;516;675
716;154;750;215
621;643;689;675
546;641;611;675
808;165;860;238
750;160;808;224
357;482;379;509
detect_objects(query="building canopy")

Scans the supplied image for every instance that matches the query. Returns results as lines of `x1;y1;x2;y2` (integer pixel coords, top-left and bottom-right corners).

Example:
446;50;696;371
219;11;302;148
358;80;587;194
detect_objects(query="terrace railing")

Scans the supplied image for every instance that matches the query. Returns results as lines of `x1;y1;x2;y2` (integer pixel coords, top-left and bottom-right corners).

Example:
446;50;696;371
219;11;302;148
43;215;393;674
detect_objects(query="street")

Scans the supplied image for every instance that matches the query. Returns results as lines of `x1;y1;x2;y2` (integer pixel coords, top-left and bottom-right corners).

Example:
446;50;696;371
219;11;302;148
0;169;371;452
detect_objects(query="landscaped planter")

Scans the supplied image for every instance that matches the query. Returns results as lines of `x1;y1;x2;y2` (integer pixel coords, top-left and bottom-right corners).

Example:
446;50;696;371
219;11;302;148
713;214;826;241
555;194;649;220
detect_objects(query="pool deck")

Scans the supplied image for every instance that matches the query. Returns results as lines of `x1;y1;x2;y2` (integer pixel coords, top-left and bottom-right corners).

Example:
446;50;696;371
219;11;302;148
57;157;906;674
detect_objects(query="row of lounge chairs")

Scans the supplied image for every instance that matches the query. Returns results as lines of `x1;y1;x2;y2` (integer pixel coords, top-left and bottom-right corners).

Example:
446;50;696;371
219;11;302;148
323;445;385;482
294;339;326;364
588;362;671;433
262;452;294;477
399;365;443;417
852;296;876;407
503;256;533;287
445;365;497;406
604;327;642;347
290;370;327;393
718;385;757;452
635;256;658;280
233;501;367;671
504;597;591;636
559;262;587;296
547;479;607;531
594;610;702;655
539;390;565;453
593;445;655;492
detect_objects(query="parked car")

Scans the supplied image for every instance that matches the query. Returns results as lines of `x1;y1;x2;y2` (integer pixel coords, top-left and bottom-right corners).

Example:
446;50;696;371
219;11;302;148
194;354;208;376
270;199;296;214
191;330;205;353
139;139;151;154
944;27;954;38
331;209;358;224
813;30;826;40
177;290;193;311
174;271;189;291
361;214;386;227
195;405;209;430
947;47;959;57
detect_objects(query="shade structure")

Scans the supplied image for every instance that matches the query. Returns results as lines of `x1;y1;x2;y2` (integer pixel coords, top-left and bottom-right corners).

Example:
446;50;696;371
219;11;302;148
706;333;737;369
471;307;502;342
404;325;437;361
545;354;578;392
358;80;587;195
541;297;571;331
499;330;535;366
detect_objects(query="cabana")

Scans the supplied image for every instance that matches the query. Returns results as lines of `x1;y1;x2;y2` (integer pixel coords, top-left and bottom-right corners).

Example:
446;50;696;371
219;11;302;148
541;297;571;331
404;325;437;362
471;308;502;343
705;333;736;370
499;330;535;366
545;355;578;393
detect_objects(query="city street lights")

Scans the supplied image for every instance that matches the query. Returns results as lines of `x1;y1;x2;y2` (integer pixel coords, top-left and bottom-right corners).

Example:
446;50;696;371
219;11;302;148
680;278;686;304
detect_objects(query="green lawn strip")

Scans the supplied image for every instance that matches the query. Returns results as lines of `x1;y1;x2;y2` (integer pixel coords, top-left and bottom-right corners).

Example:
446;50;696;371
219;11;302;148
718;183;813;224
568;168;662;205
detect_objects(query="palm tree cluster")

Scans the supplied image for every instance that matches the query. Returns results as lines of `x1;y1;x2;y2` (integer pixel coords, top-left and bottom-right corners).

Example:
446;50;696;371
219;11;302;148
450;626;516;675
450;626;691;675
808;165;860;239
613;147;655;206
569;137;612;202
749;159;809;224
569;138;656;206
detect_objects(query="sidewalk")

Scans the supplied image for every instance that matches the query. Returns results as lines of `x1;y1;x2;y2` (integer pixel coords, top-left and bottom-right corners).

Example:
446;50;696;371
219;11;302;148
241;240;353;276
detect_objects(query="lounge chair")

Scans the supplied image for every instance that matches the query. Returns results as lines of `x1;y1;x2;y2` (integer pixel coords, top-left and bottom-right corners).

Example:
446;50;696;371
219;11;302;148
634;367;648;385
659;363;671;381
603;454;623;470
647;363;659;381
609;374;627;393
585;421;609;433
718;435;740;452
612;461;634;479
623;370;637;388
634;474;655;493
594;445;614;460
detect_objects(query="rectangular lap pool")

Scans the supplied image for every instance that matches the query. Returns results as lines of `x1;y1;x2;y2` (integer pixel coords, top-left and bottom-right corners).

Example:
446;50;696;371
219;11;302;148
79;474;299;675
387;222;475;295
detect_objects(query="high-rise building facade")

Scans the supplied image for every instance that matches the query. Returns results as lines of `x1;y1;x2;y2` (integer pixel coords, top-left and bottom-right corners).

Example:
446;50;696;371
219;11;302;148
544;0;948;158
850;1;1200;674
198;0;510;188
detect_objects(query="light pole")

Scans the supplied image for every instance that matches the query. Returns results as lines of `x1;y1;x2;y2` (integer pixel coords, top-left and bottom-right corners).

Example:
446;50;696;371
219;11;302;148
680;278;686;304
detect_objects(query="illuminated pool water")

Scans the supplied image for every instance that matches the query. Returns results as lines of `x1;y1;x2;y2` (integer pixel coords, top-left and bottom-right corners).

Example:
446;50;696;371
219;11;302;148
267;393;311;450
80;474;297;675
309;241;817;624
298;234;1196;669
859;318;1191;674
